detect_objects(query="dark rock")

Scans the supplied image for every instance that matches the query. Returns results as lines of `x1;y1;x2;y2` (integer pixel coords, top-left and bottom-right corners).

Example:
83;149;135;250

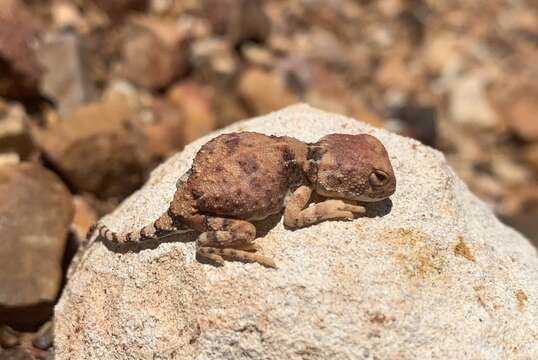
0;101;34;159
391;101;438;147
0;325;19;348
31;95;149;199
92;0;148;21
116;19;188;90
167;81;216;144
0;163;74;329
32;321;53;350
143;99;185;161
238;68;298;114
0;348;34;360
500;83;538;142
0;0;43;99
203;0;270;45
71;196;98;245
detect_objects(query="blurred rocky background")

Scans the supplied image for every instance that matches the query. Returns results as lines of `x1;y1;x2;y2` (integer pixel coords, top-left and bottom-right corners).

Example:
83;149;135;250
0;0;536;358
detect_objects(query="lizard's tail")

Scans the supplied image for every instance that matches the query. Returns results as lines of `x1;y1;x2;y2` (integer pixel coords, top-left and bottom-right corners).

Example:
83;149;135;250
88;210;181;244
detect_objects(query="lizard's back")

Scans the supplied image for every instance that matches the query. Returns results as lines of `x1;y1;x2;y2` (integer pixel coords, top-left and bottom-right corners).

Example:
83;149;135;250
184;132;307;220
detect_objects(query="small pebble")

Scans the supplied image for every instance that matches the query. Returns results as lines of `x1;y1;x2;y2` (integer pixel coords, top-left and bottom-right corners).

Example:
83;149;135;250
32;321;53;350
0;325;20;349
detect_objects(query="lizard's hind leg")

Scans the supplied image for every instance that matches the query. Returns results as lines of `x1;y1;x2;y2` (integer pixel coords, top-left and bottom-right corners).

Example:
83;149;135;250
187;215;276;268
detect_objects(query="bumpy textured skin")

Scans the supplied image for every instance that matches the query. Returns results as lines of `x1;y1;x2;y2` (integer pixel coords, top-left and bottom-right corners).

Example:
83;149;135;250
92;131;396;267
172;133;307;220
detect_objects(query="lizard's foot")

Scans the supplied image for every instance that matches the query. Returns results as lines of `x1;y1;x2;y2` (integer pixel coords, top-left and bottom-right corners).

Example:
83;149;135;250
284;187;366;228
196;230;275;268
197;243;276;268
319;199;366;220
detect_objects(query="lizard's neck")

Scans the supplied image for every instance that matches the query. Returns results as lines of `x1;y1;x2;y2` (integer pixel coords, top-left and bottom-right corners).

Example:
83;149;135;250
304;144;324;184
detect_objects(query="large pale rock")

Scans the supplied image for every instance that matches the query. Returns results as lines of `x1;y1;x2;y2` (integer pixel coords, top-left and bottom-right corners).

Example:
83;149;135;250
56;104;538;359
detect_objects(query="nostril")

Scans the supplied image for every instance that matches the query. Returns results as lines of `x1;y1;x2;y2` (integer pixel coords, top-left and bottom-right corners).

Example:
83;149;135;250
369;170;388;187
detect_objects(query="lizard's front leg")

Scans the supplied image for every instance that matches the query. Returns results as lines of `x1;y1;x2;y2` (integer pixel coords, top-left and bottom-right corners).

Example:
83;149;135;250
184;215;275;268
284;185;365;228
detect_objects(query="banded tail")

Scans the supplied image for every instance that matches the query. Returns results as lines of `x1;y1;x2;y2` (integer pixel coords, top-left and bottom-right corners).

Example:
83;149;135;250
88;210;188;244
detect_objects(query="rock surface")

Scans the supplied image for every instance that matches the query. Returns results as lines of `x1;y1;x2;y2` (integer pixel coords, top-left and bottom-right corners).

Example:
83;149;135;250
0;100;33;159
0;162;73;328
36;29;97;116
0;0;43;99
117;20;187;91
56;104;538;359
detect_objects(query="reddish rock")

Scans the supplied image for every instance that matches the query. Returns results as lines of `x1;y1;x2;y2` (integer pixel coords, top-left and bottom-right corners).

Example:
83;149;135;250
71;196;98;244
0;101;33;159
0;162;74;328
167;82;216;144
212;90;249;128
203;0;270;45
143;98;185;160
117;19;188;90
191;37;238;80
238;68;298;114
0;0;43;99
376;57;415;92
32;96;149;199
524;144;538;172
501;83;538;141
92;0;148;20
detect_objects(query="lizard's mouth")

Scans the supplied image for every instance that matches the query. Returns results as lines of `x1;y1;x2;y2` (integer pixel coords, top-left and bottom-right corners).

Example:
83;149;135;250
315;184;395;203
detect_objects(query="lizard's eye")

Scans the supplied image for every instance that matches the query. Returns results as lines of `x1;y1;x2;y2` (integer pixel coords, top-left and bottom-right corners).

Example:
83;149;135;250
369;170;389;188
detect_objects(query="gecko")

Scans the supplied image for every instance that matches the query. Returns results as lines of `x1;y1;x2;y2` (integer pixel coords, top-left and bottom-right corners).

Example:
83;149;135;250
89;131;396;268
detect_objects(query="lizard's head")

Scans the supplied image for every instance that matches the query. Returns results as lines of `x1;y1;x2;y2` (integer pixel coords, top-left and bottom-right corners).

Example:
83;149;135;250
307;133;396;202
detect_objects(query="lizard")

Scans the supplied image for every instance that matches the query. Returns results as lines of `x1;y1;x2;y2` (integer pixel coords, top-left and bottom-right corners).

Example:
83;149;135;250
88;131;396;268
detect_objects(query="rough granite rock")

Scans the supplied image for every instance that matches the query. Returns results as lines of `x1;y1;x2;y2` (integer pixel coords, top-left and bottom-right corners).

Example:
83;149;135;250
56;104;538;359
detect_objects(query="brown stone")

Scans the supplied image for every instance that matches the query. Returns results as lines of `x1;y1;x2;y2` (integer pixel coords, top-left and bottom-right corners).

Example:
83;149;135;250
212;90;249;128
0;348;34;360
31;96;149;199
143;98;185;160
36;30;97;116
91;0;148;20
0;100;33;159
190;37;238;81
0;163;73;328
0;0;43;99
501;83;538;141
203;0;270;45
117;20;188;90
238;68;298;114
71;196;98;244
524;144;538;172
376;57;414;92
167;82;216;144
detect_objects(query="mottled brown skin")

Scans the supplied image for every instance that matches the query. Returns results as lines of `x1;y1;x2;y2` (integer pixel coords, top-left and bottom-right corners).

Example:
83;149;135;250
92;131;396;268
